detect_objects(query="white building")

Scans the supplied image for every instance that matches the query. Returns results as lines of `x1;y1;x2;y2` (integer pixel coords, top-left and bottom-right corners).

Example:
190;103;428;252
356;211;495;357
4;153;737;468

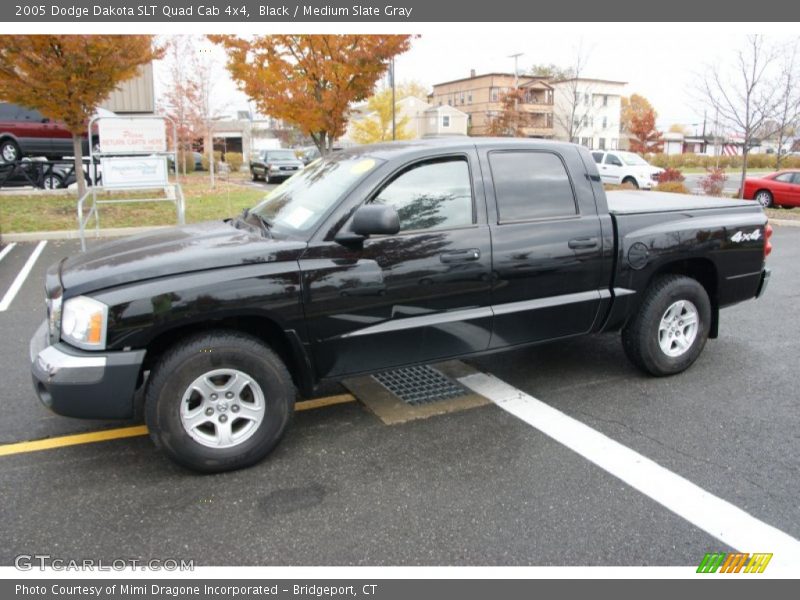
551;78;626;151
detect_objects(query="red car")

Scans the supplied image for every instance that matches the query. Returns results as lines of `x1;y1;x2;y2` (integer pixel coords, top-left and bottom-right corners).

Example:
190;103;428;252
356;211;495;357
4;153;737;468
743;169;800;208
0;102;78;163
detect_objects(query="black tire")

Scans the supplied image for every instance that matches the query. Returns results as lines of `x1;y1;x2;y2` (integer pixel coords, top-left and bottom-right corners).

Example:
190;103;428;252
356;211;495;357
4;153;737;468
622;176;639;189
145;330;295;473
251;169;260;181
42;173;64;189
0;138;21;163
754;189;773;208
622;275;711;376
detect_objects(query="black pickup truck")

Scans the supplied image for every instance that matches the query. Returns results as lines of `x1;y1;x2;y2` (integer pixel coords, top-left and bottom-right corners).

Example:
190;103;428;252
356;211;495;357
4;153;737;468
30;138;772;472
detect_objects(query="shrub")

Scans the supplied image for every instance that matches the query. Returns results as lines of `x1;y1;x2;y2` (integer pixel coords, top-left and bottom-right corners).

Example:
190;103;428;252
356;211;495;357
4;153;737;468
656;181;689;194
698;167;728;197
201;151;222;171
224;152;243;172
604;182;639;191
657;167;685;183
175;151;196;174
649;153;669;168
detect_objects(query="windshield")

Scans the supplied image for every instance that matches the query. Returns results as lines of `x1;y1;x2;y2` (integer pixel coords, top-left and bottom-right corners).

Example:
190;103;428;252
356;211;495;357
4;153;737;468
618;152;649;166
249;155;383;235
265;150;298;161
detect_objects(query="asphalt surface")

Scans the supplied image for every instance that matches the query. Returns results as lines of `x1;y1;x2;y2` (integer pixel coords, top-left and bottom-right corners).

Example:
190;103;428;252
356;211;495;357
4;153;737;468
0;228;797;566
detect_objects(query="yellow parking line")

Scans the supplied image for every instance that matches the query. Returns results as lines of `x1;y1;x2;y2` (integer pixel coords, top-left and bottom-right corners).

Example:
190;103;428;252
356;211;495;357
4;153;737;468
0;425;148;457
0;394;357;458
296;393;356;411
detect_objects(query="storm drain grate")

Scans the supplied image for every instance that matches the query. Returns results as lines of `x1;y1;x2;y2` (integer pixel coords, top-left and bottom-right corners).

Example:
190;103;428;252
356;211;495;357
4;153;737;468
371;365;469;406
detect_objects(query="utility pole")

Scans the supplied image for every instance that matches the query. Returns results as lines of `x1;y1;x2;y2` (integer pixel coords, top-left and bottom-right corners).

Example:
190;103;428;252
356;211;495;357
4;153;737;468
508;52;524;88
390;58;396;141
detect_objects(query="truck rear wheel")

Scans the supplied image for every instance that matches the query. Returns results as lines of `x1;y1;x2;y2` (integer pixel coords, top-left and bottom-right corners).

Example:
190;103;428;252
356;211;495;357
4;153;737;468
145;330;294;473
622;275;711;376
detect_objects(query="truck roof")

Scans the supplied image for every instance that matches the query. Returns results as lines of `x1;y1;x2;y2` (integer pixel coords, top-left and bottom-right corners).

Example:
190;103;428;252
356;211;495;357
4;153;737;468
336;137;579;160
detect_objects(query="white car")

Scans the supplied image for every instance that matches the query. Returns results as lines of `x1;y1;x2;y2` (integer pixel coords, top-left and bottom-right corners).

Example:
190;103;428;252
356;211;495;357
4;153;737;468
591;150;664;189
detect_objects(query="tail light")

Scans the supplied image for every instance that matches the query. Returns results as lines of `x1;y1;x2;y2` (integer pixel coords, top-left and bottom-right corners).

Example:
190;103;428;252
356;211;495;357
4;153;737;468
764;222;773;258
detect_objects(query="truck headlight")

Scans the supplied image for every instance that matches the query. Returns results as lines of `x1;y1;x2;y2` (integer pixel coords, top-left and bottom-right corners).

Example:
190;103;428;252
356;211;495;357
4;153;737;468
61;296;108;350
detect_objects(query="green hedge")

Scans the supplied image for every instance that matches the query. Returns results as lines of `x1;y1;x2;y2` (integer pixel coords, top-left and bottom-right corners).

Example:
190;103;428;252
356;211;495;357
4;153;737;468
647;153;800;170
224;152;243;172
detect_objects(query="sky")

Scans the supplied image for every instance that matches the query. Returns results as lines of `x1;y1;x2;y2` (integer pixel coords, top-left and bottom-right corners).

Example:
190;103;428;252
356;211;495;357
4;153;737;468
153;26;798;133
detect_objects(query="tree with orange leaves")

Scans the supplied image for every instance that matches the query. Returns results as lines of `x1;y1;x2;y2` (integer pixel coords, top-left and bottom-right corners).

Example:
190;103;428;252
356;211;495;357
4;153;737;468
621;94;663;153
487;89;536;137
0;35;163;196
209;35;413;154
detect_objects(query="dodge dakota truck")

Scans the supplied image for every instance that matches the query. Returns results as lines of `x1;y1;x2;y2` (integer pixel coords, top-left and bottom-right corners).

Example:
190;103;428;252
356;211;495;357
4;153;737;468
30;138;772;472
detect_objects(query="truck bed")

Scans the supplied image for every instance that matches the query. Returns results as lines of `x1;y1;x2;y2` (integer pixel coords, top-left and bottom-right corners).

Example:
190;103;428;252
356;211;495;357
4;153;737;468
606;190;757;214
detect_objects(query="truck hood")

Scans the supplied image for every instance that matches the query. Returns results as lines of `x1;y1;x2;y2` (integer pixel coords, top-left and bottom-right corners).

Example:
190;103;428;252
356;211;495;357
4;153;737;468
59;221;307;296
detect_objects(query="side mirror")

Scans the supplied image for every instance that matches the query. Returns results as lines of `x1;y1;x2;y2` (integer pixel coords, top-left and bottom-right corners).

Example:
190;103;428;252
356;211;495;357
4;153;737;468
335;204;400;246
352;204;400;236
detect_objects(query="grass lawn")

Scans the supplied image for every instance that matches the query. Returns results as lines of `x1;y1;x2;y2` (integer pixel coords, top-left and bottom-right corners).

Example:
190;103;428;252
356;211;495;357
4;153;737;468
0;172;268;233
766;207;800;221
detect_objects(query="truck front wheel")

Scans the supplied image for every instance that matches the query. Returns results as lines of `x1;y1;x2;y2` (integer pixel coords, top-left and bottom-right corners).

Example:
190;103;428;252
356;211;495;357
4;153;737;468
622;275;711;376
145;331;294;473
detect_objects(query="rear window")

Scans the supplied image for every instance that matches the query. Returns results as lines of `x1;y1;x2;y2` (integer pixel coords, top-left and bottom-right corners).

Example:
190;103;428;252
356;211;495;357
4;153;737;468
591;152;604;164
489;151;578;222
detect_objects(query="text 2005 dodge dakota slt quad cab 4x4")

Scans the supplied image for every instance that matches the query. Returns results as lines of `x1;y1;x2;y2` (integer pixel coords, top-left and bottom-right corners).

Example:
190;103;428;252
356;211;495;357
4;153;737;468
30;139;772;472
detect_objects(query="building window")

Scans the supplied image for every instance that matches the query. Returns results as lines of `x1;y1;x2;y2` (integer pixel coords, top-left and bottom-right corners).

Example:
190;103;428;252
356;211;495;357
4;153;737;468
602;116;608;129
581;137;592;148
573;117;580;128
603;95;608;107
546;113;553;128
460;92;465;105
584;93;590;105
582;115;589;127
467;92;472;103
574;91;581;103
490;87;499;102
598;138;606;150
442;115;450;128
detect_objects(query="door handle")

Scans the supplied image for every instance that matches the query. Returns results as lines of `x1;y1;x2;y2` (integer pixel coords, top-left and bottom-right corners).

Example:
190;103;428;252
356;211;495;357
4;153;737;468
568;238;598;250
440;248;481;263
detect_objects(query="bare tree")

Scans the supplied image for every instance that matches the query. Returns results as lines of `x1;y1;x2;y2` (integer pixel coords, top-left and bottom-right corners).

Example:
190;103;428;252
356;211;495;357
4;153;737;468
192;39;228;187
773;39;800;169
698;35;782;197
551;41;596;145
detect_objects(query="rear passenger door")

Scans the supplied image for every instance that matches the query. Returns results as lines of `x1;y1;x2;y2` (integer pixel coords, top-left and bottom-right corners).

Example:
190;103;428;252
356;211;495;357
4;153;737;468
479;145;606;348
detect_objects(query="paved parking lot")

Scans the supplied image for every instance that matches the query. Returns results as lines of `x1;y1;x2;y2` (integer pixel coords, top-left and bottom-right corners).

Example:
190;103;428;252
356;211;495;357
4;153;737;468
0;228;798;566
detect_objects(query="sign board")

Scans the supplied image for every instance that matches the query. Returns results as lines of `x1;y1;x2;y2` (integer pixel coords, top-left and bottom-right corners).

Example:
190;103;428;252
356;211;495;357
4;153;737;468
98;118;166;153
101;157;168;189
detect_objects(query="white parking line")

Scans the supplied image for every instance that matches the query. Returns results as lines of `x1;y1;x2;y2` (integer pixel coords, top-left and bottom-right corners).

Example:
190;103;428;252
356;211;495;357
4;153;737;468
0;241;47;312
0;242;17;263
459;371;800;569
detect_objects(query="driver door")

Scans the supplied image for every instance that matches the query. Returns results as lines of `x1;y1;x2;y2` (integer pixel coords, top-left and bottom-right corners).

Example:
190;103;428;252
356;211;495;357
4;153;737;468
299;151;493;379
600;152;623;184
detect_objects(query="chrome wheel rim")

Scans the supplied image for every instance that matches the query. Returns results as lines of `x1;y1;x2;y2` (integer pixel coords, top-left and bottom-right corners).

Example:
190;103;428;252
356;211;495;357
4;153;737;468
755;192;771;207
43;176;59;189
1;145;17;162
180;368;266;449
658;300;699;358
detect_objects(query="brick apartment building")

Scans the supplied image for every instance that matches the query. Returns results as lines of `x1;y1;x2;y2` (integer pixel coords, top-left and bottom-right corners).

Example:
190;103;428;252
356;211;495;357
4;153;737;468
430;71;555;137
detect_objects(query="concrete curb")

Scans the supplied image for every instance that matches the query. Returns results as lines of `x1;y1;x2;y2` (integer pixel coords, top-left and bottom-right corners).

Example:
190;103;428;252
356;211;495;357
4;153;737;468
1;225;172;243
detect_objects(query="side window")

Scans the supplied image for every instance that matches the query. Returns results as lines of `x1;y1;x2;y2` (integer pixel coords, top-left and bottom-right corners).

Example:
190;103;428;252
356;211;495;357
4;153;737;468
591;152;604;164
792;173;800;185
605;153;623;166
489;151;578;222
0;103;15;120
774;173;793;183
372;157;474;232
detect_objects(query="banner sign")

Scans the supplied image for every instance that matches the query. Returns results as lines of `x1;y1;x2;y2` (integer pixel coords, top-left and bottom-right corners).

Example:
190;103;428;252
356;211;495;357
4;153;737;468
100;157;169;189
4;1;799;22
98;118;167;154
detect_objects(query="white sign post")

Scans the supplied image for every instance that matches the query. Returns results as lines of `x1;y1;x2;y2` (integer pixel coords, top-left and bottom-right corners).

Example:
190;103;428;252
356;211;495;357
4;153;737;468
78;115;184;251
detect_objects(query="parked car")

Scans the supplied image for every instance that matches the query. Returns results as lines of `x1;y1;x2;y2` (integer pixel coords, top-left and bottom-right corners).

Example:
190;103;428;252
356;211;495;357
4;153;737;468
168;151;204;172
31;138;771;473
591;150;664;189
250;149;304;183
296;146;320;165
742;169;800;208
0;102;94;163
